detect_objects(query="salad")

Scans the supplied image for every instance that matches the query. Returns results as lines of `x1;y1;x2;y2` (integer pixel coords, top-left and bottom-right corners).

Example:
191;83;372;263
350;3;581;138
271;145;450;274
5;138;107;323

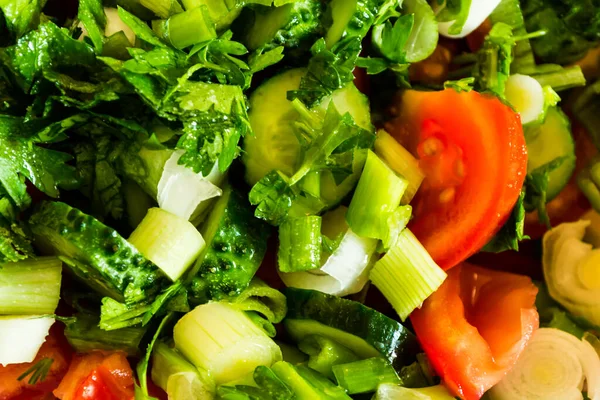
0;0;599;399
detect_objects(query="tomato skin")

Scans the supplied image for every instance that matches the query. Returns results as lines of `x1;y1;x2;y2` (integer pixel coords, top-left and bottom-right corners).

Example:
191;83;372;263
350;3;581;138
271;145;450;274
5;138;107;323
387;89;528;270
410;263;539;400
54;352;134;400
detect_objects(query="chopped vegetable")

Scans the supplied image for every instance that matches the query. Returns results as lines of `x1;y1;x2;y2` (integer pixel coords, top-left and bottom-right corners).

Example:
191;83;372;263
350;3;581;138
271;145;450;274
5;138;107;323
0;257;61;315
437;0;502;38
333;357;400;395
542;220;600;327
374;383;456;400
387;89;527;270
504;74;545;125
278;215;322;272
410;264;539;400
298;335;359;379
0;316;54;366
271;361;352;400
488;328;600;400
173;302;282;384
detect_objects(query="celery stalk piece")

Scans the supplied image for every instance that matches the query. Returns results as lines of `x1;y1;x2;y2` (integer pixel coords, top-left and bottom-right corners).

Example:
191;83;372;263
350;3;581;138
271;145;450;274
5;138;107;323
278;216;322;273
346;150;408;248
65;313;146;356
173;302;282;384
129;207;206;281
370;229;447;321
164;6;216;49
0;316;54;366
374;130;424;205
298;335;358;380
151;341;215;399
0;257;62;315
332;357;400;395
532;65;586;92
271;361;352;400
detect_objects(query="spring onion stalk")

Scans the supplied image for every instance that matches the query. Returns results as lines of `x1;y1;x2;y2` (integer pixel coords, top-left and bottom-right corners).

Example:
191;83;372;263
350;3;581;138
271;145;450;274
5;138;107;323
161;6;217;49
298;335;359;380
542;220;600;326
504;74;546;125
346;150;408;247
104;7;135;45
271;361;352;400
151;341;216;399
140;0;184;18
374;130;425;205
227;278;288;324
278;207;378;296
0;257;62;315
277;341;309;364
278;216;322;273
437;0;502;38
0;316;54;366
532;65;586;92
375;384;456;400
489;328;600;400
129;207;206;281
333;357;400;395
370;229;447;321
157;150;224;222
173;302;282;385
65;313;146;356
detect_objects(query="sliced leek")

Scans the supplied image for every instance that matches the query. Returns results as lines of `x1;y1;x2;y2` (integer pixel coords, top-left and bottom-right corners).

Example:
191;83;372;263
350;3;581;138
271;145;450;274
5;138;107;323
129;207;205;281
374;130;424;205
173;302;282;385
375;384;456;400
489;328;600;400
157;150;224;222
278;216;322;273
0;316;54;366
370;229;447;321
0;257;62;315
542;220;600;326
504;74;545;125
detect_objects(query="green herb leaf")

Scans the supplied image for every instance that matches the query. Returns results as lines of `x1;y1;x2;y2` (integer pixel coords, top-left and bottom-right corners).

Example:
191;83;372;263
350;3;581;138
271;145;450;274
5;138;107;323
482;189;529;252
17;357;54;385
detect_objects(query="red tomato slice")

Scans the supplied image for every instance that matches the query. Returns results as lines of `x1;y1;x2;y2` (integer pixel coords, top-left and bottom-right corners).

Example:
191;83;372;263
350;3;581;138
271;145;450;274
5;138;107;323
387;89;528;270
410;263;539;400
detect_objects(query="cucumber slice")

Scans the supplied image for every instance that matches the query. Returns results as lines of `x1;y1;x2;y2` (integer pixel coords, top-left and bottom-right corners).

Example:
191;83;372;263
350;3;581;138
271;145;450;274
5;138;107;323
525;107;576;201
324;0;378;47
30;201;167;304
243;0;323;51
243;68;373;186
284;288;420;369
187;184;271;301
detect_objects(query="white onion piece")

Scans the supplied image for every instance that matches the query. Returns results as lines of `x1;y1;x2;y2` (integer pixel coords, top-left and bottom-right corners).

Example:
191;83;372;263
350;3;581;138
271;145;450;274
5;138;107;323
0;316;54;366
504;74;545;125
489;328;600;400
104;7;135;45
543;220;600;326
438;0;502;38
157;150;224;221
279;229;378;296
167;372;215;400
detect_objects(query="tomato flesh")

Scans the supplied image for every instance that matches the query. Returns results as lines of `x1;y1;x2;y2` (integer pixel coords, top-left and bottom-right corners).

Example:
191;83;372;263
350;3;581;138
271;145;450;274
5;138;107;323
410;263;539;400
387;89;528;270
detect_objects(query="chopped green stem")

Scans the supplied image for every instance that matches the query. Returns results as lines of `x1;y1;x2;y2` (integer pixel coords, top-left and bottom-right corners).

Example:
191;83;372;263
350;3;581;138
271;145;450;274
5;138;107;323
370;229;447;321
65;313;146;356
151;341;213;393
164;6;216;49
278;216;322;273
532;65;586;92
332;357;400;395
0;257;62;315
346;150;408;246
577;156;600;213
298;335;359;380
140;0;184;18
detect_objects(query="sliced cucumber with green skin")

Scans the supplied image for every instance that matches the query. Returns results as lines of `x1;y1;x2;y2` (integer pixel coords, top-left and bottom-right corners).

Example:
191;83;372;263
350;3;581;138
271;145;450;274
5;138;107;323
324;0;380;48
284;288;421;369
525;107;576;201
243;68;373;186
243;0;323;51
187;184;271;301
29;201;167;304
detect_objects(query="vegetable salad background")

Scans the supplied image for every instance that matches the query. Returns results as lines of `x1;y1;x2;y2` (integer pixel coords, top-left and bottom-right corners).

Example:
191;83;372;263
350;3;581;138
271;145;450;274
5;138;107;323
0;0;599;399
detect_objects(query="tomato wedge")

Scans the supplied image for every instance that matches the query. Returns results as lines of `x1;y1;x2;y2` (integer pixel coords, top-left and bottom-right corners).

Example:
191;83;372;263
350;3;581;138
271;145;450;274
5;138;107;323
53;352;134;400
387;89;527;270
410;263;539;400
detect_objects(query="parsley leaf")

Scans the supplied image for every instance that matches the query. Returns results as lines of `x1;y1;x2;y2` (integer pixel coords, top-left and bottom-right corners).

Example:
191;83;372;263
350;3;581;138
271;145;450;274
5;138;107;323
372;14;415;63
482;189;529;252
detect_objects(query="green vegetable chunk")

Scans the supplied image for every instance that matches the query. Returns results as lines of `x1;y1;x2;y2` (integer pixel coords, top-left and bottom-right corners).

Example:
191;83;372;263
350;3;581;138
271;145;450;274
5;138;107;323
188;184;271;301
332;357;400;395
284;288;421;370
29;201;167;304
271;361;352;400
